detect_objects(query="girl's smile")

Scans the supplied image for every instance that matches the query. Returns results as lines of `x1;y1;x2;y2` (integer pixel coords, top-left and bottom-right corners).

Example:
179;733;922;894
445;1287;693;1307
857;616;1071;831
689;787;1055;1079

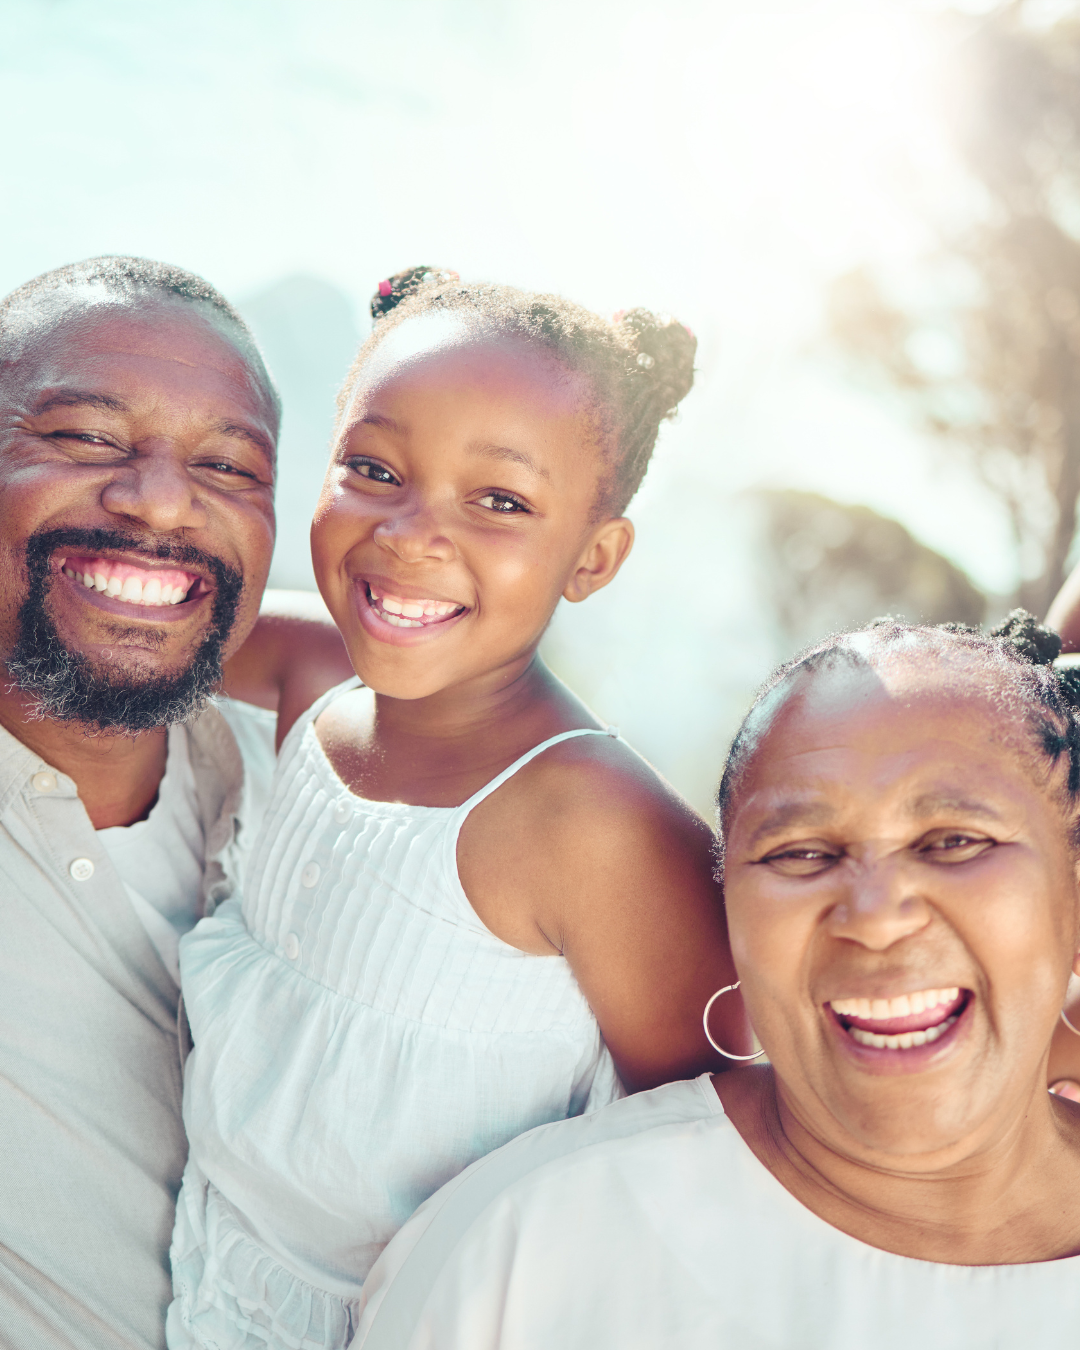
355;575;470;645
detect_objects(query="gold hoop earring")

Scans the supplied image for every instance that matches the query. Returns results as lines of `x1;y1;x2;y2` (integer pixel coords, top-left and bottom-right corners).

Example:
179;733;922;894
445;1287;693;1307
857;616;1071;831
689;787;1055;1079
703;981;765;1062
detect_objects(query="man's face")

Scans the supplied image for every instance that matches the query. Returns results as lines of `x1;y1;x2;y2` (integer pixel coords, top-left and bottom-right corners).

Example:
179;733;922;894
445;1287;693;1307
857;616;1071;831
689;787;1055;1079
0;298;277;731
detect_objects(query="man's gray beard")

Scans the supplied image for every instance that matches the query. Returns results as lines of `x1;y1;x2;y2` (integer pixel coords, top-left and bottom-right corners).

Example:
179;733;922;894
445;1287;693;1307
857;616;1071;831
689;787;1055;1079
6;527;243;734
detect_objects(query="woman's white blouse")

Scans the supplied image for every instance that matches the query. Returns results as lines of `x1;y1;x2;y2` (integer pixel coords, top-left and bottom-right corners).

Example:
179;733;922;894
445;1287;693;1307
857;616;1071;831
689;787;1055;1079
168;683;623;1349
356;1075;1080;1350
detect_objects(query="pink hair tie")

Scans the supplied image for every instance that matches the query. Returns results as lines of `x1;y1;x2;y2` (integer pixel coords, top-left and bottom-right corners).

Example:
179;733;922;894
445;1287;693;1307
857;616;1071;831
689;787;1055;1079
378;279;393;297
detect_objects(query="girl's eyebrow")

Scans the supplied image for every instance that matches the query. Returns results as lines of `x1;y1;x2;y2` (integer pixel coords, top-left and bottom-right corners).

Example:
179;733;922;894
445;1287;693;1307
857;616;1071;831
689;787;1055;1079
470;441;551;482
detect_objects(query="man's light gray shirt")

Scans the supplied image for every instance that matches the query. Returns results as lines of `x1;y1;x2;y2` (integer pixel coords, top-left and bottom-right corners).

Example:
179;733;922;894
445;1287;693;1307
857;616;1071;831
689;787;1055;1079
0;698;276;1350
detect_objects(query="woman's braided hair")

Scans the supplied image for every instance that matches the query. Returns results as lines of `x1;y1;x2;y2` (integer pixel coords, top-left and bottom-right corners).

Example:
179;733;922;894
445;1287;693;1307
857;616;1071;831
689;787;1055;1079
338;265;698;515
715;610;1080;870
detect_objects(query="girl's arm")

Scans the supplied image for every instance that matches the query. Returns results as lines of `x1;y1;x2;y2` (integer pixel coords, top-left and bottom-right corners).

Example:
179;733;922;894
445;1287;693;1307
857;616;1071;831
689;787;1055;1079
222;589;356;746
457;735;752;1092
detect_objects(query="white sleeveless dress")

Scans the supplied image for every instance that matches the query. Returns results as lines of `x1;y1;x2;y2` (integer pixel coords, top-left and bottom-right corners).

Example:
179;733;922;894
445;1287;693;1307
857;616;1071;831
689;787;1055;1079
167;681;624;1350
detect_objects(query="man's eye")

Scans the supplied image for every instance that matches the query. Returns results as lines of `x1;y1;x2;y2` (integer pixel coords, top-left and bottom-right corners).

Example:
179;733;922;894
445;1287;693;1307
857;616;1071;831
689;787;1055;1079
475;492;529;514
51;431;112;447
349;459;400;485
203;461;253;477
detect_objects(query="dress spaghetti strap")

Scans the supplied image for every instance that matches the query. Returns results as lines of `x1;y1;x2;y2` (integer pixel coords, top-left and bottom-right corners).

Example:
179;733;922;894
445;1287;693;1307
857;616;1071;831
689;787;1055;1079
457;726;620;816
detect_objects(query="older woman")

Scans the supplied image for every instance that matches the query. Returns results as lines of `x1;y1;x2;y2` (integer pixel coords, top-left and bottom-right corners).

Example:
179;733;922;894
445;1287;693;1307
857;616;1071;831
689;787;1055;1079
353;612;1080;1349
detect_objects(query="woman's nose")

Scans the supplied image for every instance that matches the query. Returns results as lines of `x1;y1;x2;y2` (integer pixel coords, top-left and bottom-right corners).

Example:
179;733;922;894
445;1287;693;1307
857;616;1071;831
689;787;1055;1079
827;858;932;950
373;501;456;563
100;448;207;534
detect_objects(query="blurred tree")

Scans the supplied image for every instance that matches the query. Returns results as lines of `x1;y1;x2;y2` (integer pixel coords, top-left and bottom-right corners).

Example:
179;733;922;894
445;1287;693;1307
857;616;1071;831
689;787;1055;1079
755;490;985;653
829;1;1080;615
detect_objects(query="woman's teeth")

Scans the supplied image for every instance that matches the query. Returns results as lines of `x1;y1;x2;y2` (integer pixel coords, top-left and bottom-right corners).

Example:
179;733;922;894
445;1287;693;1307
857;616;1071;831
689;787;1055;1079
62;562;192;607
847;1016;959;1051
369;586;462;627
829;986;965;1051
830;988;960;1021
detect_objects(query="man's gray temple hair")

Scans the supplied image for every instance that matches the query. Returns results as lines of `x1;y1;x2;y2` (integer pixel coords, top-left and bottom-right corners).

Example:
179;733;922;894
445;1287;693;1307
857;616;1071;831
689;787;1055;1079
0;255;281;430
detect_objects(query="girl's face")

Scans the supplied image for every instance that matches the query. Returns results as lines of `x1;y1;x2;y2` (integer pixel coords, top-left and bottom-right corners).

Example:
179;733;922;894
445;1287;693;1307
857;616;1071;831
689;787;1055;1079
312;315;632;700
723;658;1080;1164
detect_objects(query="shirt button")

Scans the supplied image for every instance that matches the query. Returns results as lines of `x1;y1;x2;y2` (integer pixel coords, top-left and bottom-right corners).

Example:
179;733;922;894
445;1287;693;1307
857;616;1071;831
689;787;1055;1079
301;862;321;888
334;800;352;824
284;933;300;960
69;858;95;882
32;771;57;793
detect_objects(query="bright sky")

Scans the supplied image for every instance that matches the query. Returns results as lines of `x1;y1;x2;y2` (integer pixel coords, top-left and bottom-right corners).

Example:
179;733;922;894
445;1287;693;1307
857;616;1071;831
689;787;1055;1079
0;0;1015;805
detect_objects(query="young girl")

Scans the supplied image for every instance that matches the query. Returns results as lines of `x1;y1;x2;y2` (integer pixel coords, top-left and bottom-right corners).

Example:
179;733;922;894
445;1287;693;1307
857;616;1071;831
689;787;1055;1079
167;269;745;1349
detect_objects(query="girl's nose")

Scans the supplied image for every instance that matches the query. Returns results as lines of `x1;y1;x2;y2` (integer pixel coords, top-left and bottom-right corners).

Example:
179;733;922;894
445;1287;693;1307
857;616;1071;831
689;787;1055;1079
826;858;932;951
100;447;207;534
373;503;456;563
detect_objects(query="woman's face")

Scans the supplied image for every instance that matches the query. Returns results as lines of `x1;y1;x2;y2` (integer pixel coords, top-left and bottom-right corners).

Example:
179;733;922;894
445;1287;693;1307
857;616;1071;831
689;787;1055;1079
723;657;1080;1162
311;314;631;700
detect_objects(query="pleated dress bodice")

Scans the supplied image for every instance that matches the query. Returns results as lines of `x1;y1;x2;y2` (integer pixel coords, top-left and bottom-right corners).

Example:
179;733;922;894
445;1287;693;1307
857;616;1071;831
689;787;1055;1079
168;681;623;1350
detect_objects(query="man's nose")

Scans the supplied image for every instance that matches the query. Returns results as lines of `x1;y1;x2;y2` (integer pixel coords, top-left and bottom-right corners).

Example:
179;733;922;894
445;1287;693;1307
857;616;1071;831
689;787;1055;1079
100;448;207;534
826;855;933;951
373;499;455;563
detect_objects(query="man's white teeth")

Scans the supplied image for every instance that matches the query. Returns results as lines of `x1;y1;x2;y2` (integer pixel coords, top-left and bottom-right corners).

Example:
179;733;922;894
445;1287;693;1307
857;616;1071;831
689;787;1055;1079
64;567;186;606
829;988;960;1021
848;1015;959;1051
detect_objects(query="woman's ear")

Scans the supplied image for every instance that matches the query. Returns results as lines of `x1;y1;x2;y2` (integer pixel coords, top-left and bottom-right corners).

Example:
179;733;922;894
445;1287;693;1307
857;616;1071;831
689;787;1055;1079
563;517;635;604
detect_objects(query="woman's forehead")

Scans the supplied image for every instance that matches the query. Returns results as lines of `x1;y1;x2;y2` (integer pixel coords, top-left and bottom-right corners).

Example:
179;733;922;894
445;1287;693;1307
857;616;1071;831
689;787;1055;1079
732;660;1036;818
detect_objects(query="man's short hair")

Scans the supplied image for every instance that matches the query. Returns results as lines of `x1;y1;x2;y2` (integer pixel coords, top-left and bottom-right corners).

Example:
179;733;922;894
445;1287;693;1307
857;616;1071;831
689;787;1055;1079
0;255;280;427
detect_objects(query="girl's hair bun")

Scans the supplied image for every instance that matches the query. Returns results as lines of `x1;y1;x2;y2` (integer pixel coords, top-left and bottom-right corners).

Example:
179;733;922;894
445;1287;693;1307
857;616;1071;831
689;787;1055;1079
615;308;697;422
370;266;460;322
989;609;1062;667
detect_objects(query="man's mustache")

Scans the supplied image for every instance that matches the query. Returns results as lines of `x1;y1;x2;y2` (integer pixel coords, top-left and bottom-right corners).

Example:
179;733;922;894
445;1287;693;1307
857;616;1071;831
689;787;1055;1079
24;525;232;580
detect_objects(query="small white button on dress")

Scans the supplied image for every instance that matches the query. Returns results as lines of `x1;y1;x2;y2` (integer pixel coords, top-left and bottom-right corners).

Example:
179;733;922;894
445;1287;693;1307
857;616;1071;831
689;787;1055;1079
32;771;57;793
69;858;95;881
333;800;352;825
284;933;300;960
301;862;320;888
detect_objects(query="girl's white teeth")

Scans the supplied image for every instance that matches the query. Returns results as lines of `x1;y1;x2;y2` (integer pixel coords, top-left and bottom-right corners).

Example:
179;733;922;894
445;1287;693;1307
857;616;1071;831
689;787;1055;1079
830;988;960;1021
848;1015;959;1051
370;588;461;623
65;567;187;606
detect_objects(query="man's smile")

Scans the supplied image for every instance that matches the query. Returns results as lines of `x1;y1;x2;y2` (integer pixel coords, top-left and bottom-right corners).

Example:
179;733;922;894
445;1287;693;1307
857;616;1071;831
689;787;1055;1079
51;549;215;624
58;553;205;608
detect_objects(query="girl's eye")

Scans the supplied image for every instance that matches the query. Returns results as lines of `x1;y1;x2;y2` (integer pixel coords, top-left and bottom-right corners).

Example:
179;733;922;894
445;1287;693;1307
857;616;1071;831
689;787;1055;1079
348;458;400;486
475;491;530;514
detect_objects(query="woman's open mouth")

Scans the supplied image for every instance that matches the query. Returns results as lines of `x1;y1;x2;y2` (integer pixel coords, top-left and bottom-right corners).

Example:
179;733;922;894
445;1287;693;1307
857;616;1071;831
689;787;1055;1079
828;987;972;1053
364;583;467;630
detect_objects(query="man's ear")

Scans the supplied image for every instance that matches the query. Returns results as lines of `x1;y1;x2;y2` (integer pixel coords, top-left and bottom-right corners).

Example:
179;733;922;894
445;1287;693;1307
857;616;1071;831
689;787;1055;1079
562;517;635;604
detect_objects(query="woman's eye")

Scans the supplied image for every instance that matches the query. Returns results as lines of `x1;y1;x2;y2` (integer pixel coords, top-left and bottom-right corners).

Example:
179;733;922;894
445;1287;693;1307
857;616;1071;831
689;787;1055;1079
349;459;400;486
758;847;839;875
921;832;993;861
475;492;529;514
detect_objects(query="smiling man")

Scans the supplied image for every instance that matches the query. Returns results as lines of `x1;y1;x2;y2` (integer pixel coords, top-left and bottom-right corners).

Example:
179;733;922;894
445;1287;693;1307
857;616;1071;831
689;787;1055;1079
0;256;349;1350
